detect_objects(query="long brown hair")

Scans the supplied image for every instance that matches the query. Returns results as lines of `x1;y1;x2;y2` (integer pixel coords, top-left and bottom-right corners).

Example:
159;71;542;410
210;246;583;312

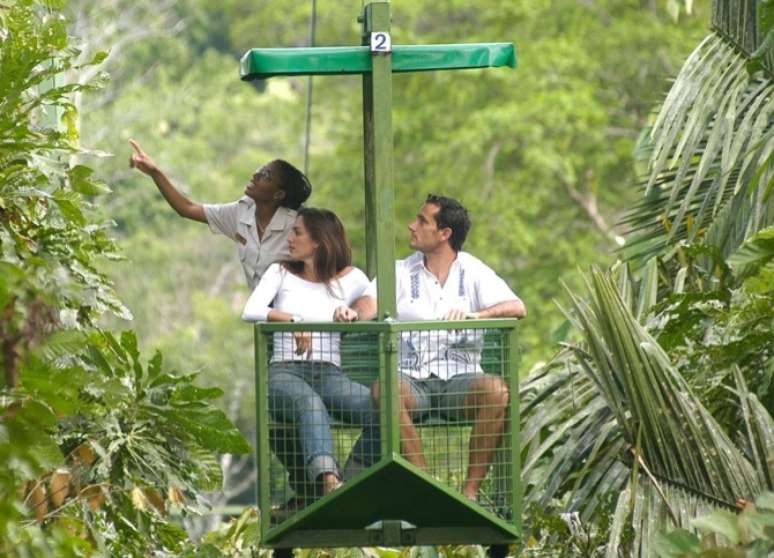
283;208;351;290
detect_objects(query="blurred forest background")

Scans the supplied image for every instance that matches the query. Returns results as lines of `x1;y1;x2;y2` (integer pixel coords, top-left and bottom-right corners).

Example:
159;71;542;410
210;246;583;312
73;0;708;441
7;0;774;555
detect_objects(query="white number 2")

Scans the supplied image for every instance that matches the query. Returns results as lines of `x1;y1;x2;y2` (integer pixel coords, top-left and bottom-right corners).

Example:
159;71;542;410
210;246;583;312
370;32;392;53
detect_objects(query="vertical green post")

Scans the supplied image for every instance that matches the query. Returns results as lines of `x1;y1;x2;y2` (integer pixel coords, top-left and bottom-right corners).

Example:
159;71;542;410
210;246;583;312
361;1;396;320
362;0;400;458
507;325;522;536
378;327;401;458
254;326;272;538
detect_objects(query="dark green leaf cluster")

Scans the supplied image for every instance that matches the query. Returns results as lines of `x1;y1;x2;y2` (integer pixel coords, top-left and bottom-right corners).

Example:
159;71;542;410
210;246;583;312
0;0;126;385
520;3;774;553
0;2;251;556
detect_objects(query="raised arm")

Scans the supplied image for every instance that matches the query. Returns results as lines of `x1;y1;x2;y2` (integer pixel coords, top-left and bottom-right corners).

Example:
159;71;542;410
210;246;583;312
129;139;206;223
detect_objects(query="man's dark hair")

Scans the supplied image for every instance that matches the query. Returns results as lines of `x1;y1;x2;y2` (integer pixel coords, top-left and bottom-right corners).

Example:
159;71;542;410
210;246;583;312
426;194;471;252
274;159;312;209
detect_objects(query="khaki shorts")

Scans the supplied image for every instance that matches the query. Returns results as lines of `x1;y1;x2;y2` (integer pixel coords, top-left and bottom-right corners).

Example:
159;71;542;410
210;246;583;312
401;372;488;422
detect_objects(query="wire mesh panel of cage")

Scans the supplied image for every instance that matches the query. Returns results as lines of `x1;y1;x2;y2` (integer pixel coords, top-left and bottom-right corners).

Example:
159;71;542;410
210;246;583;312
389;326;515;518
253;320;520;548
262;328;381;522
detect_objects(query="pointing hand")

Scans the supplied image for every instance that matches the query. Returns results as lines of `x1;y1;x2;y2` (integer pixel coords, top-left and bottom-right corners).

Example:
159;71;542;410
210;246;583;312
128;139;159;176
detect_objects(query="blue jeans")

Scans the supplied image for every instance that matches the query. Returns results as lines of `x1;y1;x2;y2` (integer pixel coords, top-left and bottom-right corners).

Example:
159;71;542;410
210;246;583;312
269;360;377;482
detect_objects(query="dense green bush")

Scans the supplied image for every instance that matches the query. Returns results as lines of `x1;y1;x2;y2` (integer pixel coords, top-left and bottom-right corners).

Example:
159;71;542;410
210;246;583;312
0;2;251;555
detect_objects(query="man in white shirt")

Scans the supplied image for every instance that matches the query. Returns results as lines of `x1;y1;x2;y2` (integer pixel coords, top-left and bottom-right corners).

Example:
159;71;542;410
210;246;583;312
128;139;311;289
341;194;526;501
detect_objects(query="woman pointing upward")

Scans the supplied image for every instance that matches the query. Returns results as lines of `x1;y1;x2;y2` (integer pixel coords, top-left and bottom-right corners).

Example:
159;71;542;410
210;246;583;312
129;139;312;289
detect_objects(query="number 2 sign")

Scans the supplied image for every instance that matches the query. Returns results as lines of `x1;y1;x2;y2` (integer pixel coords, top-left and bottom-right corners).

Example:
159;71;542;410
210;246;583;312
370;32;392;53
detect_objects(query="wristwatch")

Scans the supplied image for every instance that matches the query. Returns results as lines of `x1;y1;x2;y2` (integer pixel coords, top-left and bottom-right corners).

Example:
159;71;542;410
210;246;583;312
290;315;303;323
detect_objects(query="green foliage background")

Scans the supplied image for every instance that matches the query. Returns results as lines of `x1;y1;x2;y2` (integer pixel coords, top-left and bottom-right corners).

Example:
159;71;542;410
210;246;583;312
11;0;770;556
75;0;709;436
0;2;253;555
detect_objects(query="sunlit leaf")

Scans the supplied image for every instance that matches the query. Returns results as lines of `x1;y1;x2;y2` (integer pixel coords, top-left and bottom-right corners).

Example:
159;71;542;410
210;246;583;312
692;510;741;545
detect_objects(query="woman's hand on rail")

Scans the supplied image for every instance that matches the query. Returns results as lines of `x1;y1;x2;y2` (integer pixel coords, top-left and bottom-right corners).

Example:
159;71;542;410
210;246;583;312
293;331;313;359
333;306;358;322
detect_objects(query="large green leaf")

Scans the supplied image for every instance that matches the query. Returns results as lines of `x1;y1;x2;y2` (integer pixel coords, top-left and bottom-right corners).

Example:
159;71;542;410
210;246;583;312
155;406;251;455
727;225;774;278
67;164;111;196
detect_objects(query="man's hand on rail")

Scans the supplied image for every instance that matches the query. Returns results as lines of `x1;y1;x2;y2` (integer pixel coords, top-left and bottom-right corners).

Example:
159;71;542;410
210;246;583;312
442;309;468;321
293;331;313;359
333;306;358;322
350;296;376;321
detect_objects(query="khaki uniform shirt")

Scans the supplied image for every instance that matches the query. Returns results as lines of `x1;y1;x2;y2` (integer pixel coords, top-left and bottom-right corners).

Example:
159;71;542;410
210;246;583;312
203;196;296;290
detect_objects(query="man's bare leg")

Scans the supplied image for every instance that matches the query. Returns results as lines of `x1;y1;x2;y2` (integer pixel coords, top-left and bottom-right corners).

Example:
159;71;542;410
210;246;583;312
371;381;427;469
461;375;509;500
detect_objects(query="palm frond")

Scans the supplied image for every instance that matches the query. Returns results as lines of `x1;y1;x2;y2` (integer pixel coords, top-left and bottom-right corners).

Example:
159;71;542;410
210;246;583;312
520;353;630;523
520;264;772;551
606;479;722;557
735;367;774;490
603;369;774;555
622;32;774;265
712;0;774;76
570;269;762;505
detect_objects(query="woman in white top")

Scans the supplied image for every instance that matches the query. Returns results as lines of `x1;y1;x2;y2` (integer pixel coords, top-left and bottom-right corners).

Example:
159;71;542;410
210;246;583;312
242;208;372;497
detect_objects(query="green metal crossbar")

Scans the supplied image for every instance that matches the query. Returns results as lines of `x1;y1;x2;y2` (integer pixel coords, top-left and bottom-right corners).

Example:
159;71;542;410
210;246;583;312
240;43;517;80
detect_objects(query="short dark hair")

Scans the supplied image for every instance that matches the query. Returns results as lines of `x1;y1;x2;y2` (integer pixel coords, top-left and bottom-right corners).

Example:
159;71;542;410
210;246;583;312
274;159;312;209
425;194;471;252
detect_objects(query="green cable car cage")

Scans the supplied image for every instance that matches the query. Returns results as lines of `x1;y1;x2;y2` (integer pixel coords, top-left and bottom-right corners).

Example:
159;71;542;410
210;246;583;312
245;2;521;556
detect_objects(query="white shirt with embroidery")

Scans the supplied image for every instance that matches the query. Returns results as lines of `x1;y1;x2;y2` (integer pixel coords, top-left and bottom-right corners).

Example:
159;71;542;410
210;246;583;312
242;263;370;366
203;197;296;290
365;251;520;379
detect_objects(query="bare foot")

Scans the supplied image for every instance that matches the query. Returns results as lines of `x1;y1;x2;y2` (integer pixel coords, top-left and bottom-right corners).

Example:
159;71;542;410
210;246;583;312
462;483;479;502
322;473;342;494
